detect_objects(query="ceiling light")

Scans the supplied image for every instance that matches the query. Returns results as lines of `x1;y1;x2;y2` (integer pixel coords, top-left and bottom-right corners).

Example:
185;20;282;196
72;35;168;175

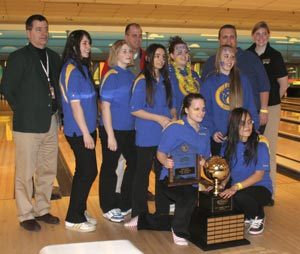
289;38;300;43
51;35;67;38
201;34;218;37
275;41;294;44
49;31;66;34
207;38;218;41
148;33;164;38
189;43;200;48
142;37;154;40
270;36;287;40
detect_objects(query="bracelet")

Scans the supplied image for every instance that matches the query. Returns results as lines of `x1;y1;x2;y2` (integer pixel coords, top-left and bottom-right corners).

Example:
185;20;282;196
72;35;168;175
235;182;243;191
260;109;268;113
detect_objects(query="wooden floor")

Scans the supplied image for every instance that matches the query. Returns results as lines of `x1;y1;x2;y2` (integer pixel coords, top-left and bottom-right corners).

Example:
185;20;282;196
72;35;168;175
1;99;300;253
0;174;299;254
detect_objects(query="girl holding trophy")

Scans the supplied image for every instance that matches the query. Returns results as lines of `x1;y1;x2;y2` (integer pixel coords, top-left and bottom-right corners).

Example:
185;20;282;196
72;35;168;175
220;107;273;235
125;93;210;246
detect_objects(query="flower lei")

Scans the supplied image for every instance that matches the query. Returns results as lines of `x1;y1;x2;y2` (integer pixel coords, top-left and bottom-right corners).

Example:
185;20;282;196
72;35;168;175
172;62;199;95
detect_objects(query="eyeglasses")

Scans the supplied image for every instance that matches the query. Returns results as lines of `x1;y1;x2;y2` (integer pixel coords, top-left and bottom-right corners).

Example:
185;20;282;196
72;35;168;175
239;119;254;127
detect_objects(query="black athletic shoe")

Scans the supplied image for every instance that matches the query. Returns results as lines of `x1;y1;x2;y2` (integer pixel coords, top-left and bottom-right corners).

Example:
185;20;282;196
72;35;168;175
20;219;41;232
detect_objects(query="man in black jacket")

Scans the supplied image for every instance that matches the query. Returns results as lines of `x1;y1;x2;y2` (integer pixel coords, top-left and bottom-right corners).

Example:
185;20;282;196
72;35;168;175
0;14;61;232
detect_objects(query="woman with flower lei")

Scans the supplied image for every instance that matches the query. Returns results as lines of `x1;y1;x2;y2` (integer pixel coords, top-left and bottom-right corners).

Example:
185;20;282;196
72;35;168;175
168;36;201;118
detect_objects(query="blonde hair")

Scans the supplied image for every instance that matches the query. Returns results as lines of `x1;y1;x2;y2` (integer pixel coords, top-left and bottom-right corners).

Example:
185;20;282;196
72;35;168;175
108;40;132;67
215;45;243;110
251;21;270;35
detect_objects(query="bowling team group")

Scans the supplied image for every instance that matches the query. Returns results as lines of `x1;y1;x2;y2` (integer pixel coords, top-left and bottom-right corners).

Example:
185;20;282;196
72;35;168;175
0;13;288;246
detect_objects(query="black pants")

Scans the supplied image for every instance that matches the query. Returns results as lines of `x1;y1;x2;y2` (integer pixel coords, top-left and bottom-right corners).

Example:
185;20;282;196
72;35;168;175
65;131;98;223
131;146;168;217
137;181;198;239
233;185;272;219
99;126;136;213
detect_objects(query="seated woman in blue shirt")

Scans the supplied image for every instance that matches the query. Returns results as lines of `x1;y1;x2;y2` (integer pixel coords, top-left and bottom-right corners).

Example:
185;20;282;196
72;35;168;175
201;45;259;156
60;30;98;232
220;107;272;235
126;43;175;226
99;40;136;223
168;36;200;117
125;93;210;246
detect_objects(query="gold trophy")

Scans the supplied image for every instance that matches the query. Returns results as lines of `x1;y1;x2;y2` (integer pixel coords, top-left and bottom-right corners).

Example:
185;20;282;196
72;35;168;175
189;156;250;250
204;156;229;196
198;155;232;214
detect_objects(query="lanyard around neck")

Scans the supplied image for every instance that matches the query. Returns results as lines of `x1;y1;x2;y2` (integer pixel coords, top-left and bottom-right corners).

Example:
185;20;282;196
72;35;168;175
40;52;50;82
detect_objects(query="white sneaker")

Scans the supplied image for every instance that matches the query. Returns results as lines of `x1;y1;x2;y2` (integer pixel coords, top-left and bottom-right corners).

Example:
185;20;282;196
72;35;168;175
171;228;188;246
103;208;124;223
248;217;265;235
244;218;251;226
84;211;97;225
121;209;132;216
65;221;96;232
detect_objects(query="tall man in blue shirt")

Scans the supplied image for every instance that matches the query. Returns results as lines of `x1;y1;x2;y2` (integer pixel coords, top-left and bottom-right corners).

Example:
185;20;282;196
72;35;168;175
201;24;270;129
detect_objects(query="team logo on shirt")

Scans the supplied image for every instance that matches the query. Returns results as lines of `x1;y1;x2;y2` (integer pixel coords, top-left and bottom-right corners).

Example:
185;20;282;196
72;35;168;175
181;144;189;152
215;82;230;110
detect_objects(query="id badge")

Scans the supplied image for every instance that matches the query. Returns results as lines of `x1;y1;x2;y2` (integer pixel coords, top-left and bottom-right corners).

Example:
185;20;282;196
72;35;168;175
50;86;55;99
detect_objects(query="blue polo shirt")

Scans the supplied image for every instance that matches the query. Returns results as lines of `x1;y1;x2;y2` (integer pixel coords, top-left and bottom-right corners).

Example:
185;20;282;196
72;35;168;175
201;47;270;111
200;72;259;136
221;136;273;194
60;59;97;137
130;74;172;147
169;65;201;116
158;117;211;180
100;66;135;130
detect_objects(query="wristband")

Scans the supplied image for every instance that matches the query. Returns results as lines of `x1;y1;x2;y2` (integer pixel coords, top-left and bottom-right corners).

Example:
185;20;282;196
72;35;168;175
260;109;268;113
235;182;243;190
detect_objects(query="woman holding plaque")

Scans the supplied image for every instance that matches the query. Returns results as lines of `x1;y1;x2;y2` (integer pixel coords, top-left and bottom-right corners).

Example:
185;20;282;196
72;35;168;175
219;107;272;235
127;43;175;225
201;45;259;156
168;36;201;117
125;93;210;246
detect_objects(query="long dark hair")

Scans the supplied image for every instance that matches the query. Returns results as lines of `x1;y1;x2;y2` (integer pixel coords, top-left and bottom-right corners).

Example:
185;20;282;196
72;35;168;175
143;43;172;108
61;30;92;80
215;45;243;110
224;107;258;166
181;93;205;117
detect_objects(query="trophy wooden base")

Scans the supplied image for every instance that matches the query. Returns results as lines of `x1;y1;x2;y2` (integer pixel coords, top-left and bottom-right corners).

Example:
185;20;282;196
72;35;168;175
198;191;233;214
189;207;250;251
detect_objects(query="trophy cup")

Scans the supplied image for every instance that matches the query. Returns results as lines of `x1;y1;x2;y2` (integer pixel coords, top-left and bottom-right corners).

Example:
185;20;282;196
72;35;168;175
204;156;229;196
189;156;250;250
198;156;233;213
